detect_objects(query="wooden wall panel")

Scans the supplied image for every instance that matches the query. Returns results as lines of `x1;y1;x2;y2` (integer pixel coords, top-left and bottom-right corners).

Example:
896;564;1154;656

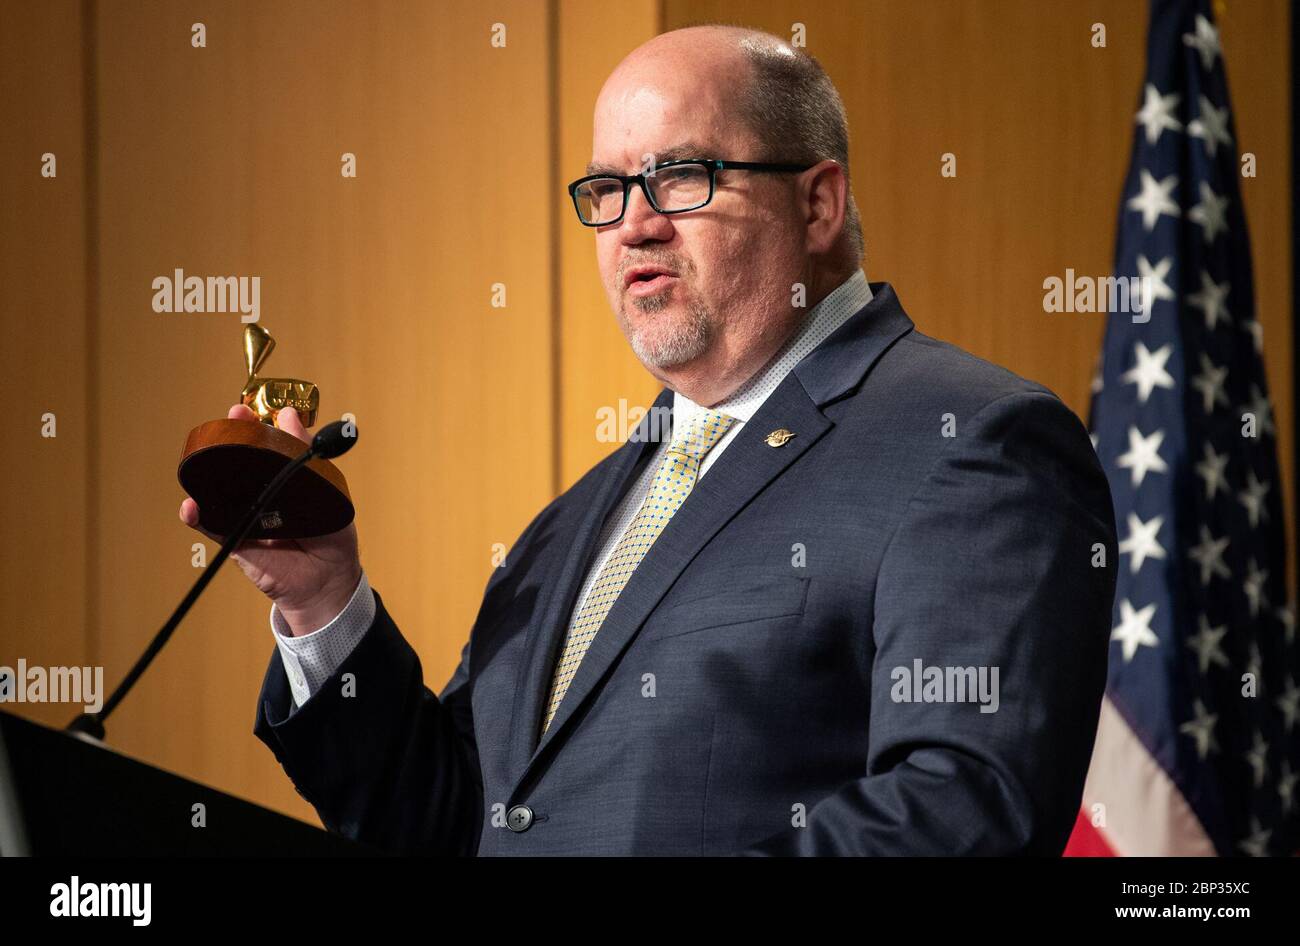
87;0;554;820
0;0;91;728
557;0;664;487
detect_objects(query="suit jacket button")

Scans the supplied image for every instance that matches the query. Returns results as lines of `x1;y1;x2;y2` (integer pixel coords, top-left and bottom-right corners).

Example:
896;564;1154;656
506;805;534;833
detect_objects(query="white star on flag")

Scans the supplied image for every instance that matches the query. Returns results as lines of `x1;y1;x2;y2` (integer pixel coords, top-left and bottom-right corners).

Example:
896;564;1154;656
1277;680;1300;734
1127;169;1180;231
1280;763;1298;814
1116;425;1168;487
1244;733;1270;789
1237;470;1270;528
1243;558;1270;618
1190;353;1229;413
1118;511;1166;574
1136;254;1176;311
1120;341;1176;403
1182;14;1222;72
1243;384;1275;437
1188;95;1232;157
1237;818;1271;857
1279;604;1296;645
1187;524;1230;585
1186;270;1231;330
1194;442;1230;499
1179;698;1219;760
1187;181;1229;243
1111;598;1160;662
1186;615;1229;673
1240;318;1263;353
1135;83;1182;144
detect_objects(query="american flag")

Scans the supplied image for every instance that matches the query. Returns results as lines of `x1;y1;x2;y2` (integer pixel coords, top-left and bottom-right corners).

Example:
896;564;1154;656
1065;0;1298;856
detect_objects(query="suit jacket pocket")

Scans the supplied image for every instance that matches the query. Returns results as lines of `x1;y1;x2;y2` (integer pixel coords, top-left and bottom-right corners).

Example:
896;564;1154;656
641;575;810;642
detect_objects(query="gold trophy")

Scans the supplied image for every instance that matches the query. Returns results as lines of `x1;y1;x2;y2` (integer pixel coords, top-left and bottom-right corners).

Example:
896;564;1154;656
177;325;354;539
239;324;320;426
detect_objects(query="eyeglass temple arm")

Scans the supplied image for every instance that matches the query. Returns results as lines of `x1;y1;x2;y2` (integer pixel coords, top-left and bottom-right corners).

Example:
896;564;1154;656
713;160;817;173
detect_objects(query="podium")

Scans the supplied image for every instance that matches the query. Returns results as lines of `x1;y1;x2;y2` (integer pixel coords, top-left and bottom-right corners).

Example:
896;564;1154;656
0;709;369;856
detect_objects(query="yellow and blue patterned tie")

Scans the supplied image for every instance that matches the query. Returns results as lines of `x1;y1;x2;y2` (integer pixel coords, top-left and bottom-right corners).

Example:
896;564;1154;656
540;408;737;735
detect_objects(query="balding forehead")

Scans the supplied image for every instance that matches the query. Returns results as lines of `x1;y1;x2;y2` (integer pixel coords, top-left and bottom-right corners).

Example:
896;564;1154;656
602;31;755;101
590;32;767;173
628;27;736;57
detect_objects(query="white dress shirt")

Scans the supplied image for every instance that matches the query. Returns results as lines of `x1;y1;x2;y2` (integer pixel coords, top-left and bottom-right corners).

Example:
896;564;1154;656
270;268;874;709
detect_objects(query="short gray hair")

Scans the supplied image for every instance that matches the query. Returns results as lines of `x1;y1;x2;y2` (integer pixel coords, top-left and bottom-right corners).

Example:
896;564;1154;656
733;39;865;266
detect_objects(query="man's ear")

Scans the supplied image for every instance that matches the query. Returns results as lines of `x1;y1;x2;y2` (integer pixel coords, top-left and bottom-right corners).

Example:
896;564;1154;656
801;159;849;256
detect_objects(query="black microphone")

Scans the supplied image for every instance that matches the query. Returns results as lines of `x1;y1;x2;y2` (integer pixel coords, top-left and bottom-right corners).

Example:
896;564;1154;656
66;418;360;741
311;419;358;460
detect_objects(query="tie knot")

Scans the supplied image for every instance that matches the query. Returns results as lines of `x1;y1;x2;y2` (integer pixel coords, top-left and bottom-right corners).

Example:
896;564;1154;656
668;408;737;463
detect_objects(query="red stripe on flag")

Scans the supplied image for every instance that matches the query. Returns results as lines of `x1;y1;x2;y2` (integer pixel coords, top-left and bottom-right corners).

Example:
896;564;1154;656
1064;808;1117;857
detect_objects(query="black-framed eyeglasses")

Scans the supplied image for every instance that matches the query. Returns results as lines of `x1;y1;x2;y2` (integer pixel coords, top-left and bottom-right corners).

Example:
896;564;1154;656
567;158;814;227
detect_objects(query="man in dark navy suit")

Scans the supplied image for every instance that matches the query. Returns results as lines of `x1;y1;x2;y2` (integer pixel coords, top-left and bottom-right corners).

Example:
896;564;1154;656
182;25;1117;855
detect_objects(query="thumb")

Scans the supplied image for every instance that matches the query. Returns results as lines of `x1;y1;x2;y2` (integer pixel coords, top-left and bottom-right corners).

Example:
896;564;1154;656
276;406;311;444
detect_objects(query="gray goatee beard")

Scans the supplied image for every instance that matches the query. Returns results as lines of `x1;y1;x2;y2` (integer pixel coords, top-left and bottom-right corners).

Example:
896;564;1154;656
625;292;714;369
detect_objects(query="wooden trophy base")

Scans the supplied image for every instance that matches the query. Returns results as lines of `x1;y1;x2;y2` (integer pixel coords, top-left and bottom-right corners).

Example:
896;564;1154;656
178;419;354;540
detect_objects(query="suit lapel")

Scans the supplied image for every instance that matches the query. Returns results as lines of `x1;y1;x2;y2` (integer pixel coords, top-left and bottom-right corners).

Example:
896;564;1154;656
507;282;915;794
504;387;671;781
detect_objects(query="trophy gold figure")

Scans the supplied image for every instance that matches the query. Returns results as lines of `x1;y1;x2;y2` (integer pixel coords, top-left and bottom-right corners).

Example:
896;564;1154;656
239;324;320;426
178;325;354;539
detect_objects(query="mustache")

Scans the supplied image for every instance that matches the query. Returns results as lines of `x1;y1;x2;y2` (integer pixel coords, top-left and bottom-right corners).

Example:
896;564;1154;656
620;258;688;278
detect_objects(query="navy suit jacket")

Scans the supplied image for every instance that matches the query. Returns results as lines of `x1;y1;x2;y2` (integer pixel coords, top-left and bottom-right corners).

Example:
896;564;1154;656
254;283;1118;855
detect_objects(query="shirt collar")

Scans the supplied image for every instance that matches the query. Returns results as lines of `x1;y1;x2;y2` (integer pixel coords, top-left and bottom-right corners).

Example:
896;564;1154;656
672;267;873;427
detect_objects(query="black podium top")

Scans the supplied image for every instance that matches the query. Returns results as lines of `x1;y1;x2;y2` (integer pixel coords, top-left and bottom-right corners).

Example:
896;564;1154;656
0;710;369;856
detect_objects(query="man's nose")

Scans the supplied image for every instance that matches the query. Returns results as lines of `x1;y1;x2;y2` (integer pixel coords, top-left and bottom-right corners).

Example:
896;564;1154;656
618;182;672;242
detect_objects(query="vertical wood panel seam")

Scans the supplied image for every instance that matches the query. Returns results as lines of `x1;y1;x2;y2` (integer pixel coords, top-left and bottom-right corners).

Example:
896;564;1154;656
80;0;100;670
548;0;562;497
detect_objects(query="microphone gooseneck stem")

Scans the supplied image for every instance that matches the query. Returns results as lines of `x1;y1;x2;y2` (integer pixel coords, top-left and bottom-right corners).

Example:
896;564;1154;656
66;446;319;740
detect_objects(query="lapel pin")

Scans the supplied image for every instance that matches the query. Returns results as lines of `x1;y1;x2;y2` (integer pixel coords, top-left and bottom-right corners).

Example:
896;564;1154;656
765;428;796;447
